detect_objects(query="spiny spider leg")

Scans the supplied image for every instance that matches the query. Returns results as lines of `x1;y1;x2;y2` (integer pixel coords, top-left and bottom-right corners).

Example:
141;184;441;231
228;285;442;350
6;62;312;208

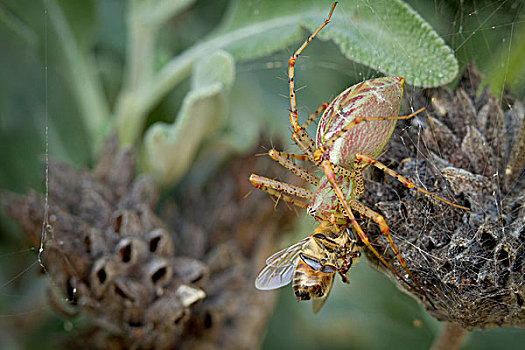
249;174;313;199
355;153;469;210
286;5;338;165
249;175;310;209
262;103;327;168
291;132;316;160
250;101;327;211
320;160;437;308
301;102;329;130
289;2;337;131
287;101;330;161
346;198;436;306
291;129;355;182
277;153;310;161
314;107;426;158
268;149;320;186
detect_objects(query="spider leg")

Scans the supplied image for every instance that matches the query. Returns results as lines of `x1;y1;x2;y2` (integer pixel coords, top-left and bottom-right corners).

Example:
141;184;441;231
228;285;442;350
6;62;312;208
268;149;320;186
276;153;310;162
249;174;311;209
315;108;425;156
287;3;335;161
355;153;469;210
289;102;330;163
288;3;337;131
301;103;329;130
319;161;424;296
291;132;317;161
347;197;437;309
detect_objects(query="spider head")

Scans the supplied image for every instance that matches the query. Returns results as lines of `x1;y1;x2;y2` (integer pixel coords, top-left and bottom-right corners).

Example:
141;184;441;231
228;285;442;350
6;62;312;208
313;148;325;162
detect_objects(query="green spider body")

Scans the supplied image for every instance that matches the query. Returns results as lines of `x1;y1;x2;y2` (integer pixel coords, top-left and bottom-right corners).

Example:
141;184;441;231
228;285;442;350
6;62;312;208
252;3;464;310
308;77;405;221
317;76;404;168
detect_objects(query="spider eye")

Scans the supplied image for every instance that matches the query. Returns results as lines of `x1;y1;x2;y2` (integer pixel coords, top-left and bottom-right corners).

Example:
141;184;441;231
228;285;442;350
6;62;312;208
306;207;316;216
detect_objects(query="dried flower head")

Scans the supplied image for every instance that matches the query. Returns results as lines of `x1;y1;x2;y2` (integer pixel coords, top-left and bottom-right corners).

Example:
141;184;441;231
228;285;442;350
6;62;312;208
362;65;525;329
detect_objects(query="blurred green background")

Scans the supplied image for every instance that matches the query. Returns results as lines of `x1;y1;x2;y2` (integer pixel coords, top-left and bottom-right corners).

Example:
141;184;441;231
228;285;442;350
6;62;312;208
1;0;524;348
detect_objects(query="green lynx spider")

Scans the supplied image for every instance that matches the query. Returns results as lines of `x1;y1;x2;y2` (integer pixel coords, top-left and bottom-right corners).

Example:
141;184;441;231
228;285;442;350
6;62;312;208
251;2;468;307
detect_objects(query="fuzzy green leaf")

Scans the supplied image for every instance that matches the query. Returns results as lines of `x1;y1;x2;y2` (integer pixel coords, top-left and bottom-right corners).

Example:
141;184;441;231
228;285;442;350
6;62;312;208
316;0;458;87
129;0;197;26
215;0;457;86
142;51;235;186
47;0;111;153
117;0;457;145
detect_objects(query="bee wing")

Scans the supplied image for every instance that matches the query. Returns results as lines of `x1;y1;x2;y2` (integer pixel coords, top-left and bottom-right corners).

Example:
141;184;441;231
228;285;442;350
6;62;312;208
254;260;298;290
311;275;334;314
265;237;310;267
255;237;310;290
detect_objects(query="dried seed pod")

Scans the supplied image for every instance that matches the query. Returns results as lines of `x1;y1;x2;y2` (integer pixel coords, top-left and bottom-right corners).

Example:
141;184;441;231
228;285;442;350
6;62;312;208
2;136;207;349
2;136;294;349
361;65;525;329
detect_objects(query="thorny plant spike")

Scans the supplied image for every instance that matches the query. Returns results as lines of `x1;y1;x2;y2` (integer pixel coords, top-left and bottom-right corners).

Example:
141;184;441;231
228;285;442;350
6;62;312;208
250;2;468;310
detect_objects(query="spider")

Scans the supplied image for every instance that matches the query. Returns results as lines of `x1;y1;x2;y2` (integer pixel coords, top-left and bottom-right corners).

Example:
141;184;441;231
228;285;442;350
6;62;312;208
250;2;468;307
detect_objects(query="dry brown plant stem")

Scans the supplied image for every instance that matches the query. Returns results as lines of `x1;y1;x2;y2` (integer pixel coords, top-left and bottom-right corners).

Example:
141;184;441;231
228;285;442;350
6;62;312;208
431;322;468;350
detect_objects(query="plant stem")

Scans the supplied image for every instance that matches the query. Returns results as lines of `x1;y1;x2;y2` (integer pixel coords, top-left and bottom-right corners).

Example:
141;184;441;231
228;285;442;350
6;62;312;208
116;0;198;146
431;322;468;350
115;13;303;145
48;0;111;155
486;21;525;98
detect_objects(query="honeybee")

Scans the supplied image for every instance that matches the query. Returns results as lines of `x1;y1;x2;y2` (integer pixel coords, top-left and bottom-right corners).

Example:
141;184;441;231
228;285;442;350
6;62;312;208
255;221;361;313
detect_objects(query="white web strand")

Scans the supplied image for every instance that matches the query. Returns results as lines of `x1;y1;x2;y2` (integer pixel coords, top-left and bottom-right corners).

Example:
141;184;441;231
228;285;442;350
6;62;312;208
38;2;49;272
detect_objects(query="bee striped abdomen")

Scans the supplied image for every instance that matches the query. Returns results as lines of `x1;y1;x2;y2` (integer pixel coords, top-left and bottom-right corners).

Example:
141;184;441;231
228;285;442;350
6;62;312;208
292;259;333;301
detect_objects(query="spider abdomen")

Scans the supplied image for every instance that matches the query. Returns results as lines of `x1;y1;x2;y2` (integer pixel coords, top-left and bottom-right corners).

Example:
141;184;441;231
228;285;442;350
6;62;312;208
316;76;405;169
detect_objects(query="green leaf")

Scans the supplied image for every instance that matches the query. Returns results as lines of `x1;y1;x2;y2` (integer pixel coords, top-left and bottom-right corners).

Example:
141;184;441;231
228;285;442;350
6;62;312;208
216;0;457;87
117;0;457;145
142;51;235;186
319;0;458;87
129;0;197;27
56;0;96;47
47;0;111;154
211;1;312;61
485;21;525;97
